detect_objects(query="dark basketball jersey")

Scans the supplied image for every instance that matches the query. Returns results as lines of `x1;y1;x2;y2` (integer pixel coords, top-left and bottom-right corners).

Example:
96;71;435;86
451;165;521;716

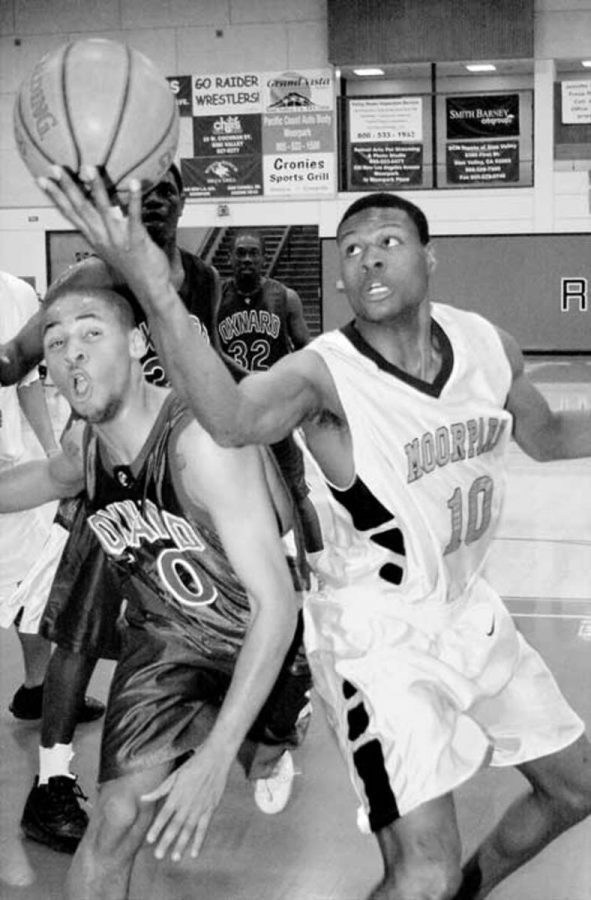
41;251;218;658
84;393;252;666
129;249;216;386
217;277;292;372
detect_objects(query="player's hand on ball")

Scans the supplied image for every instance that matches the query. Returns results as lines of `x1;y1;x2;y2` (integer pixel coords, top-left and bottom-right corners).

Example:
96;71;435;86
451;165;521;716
38;166;171;301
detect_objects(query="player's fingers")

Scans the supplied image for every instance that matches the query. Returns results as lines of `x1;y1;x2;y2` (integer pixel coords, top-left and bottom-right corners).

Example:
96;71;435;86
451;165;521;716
37;173;93;238
126;180;144;238
190;809;213;859
169;810;202;863
142;770;178;816
141;779;172;804
151;809;188;860
80;165;115;216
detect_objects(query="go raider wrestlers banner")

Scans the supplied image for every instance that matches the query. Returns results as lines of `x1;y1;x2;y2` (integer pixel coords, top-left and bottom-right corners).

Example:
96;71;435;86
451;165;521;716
168;70;336;199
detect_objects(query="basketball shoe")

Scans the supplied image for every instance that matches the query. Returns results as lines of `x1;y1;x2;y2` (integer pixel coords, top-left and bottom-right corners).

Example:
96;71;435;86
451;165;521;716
254;750;296;815
21;775;89;854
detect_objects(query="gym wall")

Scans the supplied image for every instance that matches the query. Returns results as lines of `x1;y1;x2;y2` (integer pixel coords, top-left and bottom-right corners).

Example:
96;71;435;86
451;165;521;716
1;0;591;301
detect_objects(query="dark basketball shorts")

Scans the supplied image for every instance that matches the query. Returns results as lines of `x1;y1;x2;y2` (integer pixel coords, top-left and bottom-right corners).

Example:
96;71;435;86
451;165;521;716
39;497;123;660
99;607;312;784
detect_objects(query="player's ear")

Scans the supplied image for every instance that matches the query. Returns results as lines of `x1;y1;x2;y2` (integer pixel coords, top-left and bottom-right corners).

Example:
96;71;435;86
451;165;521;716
129;327;147;360
424;242;437;275
178;189;186;217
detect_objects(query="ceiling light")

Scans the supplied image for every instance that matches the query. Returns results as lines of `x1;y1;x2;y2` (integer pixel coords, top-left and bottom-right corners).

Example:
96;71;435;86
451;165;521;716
353;68;385;76
582;60;591;68
465;63;497;72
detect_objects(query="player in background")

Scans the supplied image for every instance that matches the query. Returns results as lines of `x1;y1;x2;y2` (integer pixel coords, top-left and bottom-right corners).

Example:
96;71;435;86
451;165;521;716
40;170;591;900
0;284;301;900
0;270;60;888
0;271;59;702
217;228;322;557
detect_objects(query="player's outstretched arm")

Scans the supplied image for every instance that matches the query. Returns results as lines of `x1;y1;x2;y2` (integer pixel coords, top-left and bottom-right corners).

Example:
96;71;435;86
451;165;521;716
0;448;84;512
17;379;60;456
141;422;297;862
500;328;591;460
37;167;326;447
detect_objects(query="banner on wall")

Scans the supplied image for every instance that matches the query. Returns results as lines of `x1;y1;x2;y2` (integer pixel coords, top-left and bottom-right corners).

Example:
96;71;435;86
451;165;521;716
561;81;591;124
347;97;424;188
446;94;520;139
446;141;519;184
343;96;431;190
168;69;336;199
440;92;532;188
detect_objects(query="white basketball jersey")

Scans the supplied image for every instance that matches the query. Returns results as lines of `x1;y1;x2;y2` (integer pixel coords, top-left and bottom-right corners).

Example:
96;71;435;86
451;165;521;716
0;272;40;466
304;303;513;619
0;272;51;589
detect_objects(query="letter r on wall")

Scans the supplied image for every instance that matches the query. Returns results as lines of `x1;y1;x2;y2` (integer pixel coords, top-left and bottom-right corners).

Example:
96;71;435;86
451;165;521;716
561;277;588;312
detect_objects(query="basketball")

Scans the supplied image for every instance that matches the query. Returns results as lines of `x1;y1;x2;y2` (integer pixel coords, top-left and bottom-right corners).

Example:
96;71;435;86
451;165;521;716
13;38;179;194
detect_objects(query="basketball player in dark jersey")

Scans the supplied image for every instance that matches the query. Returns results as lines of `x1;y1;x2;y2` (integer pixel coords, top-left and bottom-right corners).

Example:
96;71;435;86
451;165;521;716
218;228;323;554
0;285;301;899
0;165;222;853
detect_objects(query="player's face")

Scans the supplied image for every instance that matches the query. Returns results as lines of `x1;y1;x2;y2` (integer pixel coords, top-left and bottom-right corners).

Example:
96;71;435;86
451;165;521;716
231;234;264;286
43;294;137;424
337;207;435;324
141;171;184;248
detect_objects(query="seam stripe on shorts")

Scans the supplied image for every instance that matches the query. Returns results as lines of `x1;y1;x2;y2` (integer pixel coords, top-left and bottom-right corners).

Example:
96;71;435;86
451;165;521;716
342;680;400;831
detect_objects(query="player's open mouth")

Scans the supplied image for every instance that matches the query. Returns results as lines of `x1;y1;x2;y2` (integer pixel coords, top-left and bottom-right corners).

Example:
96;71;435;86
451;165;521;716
71;371;91;399
366;282;391;300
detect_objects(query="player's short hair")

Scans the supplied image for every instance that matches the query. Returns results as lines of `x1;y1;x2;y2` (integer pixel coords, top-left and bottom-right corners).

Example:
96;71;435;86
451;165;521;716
337;192;430;245
44;286;136;332
231;228;266;254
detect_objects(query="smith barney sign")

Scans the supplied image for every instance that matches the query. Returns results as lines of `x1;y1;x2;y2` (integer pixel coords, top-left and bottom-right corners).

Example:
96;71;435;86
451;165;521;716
446;94;520;139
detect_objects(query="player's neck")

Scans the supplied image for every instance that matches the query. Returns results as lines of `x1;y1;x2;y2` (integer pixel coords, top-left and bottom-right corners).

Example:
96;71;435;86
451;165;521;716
235;274;262;296
355;304;442;382
94;383;170;466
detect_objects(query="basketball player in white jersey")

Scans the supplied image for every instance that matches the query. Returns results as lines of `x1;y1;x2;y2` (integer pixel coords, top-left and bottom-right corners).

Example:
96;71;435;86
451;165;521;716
38;170;591;900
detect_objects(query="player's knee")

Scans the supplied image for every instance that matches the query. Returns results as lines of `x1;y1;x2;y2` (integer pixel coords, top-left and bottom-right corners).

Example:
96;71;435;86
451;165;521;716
384;859;462;900
548;780;591;826
89;789;144;855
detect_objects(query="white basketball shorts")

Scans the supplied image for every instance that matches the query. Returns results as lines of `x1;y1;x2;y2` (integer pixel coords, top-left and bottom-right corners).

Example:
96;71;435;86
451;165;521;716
303;576;584;833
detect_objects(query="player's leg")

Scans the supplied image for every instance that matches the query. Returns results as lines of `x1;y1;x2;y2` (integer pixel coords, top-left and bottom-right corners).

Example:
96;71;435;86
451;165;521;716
368;793;462;900
42;646;104;737
455;734;591;900
21;647;102;853
9;627;51;717
65;762;172;900
240;611;312;813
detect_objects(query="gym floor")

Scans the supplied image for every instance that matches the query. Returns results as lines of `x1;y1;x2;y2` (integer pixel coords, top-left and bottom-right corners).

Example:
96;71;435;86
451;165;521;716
0;357;590;900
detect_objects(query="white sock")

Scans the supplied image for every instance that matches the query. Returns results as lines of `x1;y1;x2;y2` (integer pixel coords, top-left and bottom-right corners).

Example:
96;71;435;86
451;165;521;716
38;744;74;784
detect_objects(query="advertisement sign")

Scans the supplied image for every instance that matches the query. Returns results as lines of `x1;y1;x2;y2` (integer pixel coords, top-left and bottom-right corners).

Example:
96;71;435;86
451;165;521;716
446;141;519;184
166;76;193;117
561;81;591;124
446;94;520;139
343;96;431;190
349;96;423;142
171;69;336;199
350;145;423;188
437;91;531;188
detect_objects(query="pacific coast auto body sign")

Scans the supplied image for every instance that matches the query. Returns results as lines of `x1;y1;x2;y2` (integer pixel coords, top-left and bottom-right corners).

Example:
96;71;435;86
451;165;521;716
169;69;336;199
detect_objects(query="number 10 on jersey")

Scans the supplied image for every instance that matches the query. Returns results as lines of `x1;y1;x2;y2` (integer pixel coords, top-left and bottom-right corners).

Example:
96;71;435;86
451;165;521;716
443;475;494;555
